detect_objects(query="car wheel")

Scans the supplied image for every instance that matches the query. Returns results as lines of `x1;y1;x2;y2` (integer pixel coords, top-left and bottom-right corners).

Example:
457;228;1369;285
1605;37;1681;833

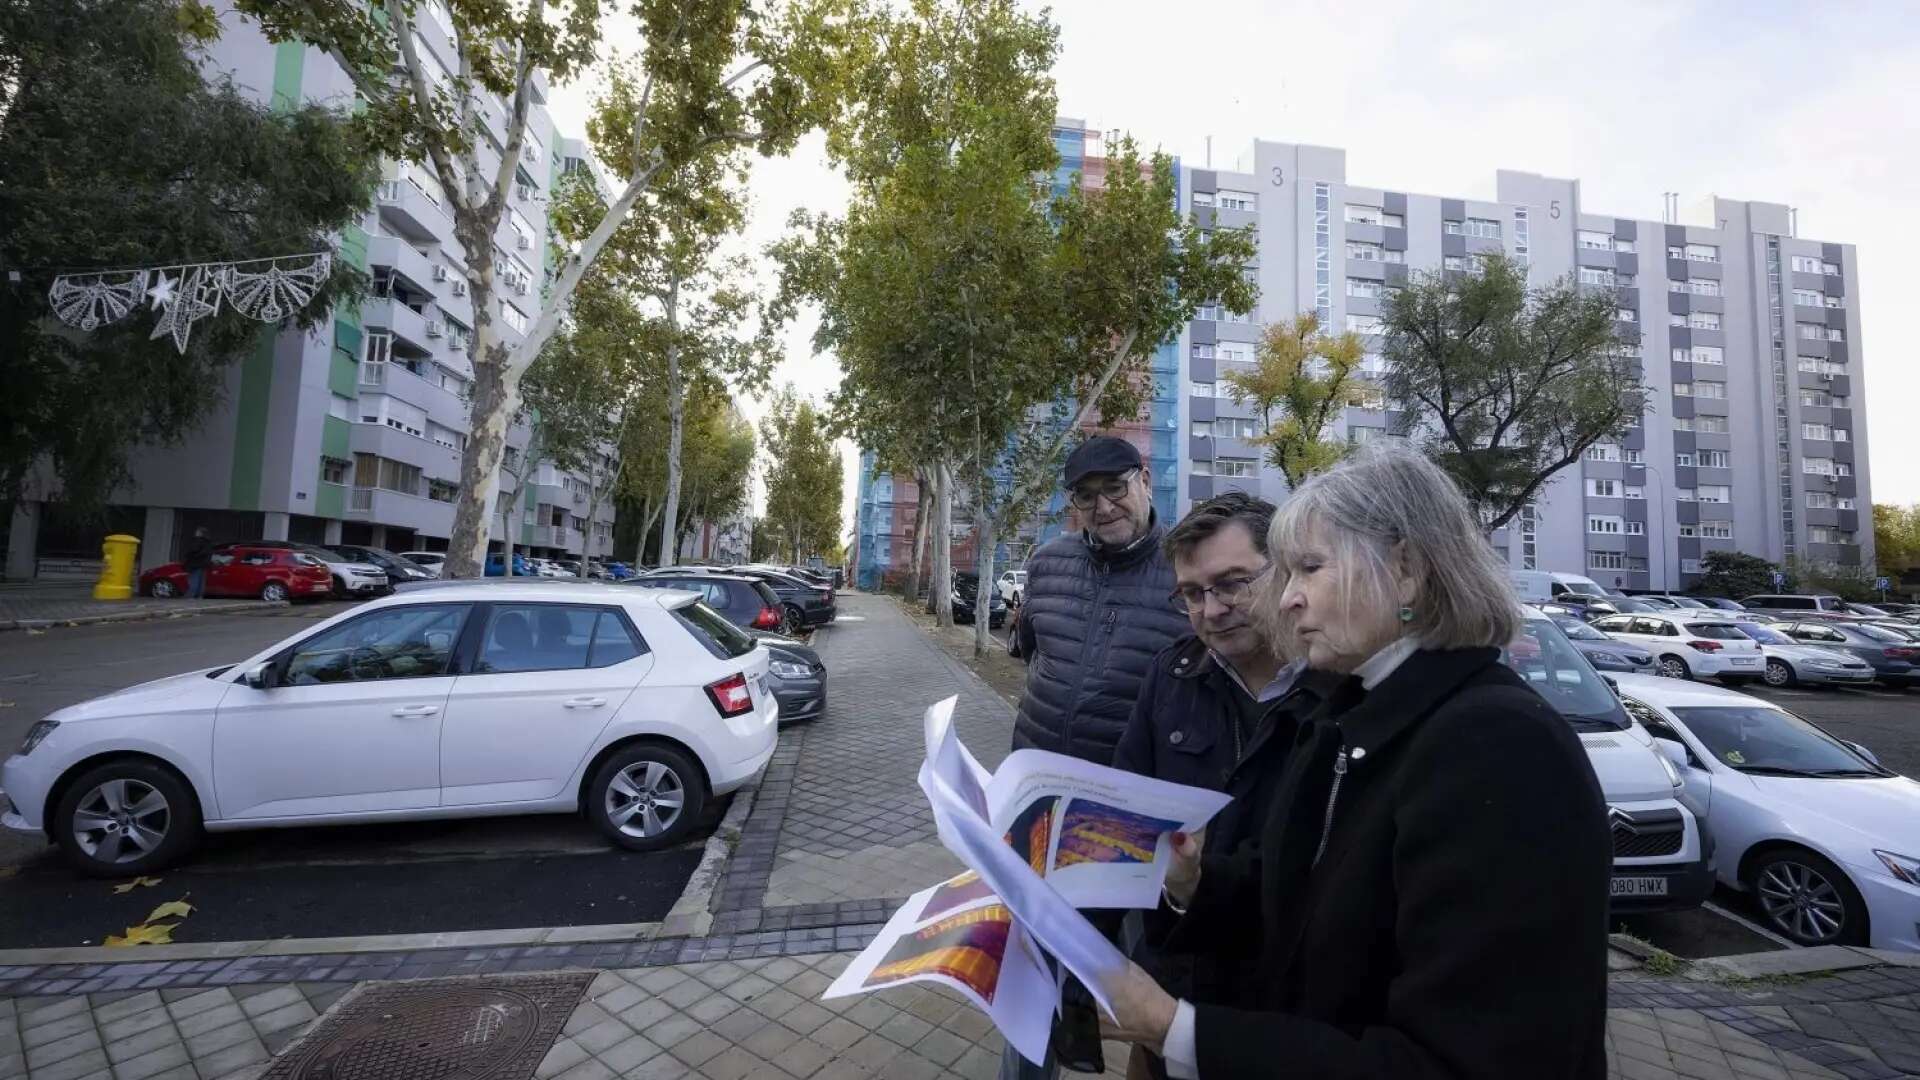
784;605;805;633
53;760;202;877
1749;847;1868;946
588;744;706;851
1763;659;1796;688
150;579;177;599
1657;655;1693;680
261;581;290;603
330;575;347;598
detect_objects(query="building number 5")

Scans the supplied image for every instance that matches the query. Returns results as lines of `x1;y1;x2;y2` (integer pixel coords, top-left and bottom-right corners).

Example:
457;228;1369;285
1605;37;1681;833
1549;199;1562;219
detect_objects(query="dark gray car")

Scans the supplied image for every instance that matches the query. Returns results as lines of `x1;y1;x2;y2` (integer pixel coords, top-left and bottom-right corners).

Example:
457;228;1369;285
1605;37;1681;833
1777;621;1920;687
1552;616;1655;674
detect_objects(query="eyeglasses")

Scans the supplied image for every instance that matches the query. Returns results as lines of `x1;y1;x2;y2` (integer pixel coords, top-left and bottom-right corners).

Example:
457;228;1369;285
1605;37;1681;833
1169;567;1271;613
1068;470;1139;510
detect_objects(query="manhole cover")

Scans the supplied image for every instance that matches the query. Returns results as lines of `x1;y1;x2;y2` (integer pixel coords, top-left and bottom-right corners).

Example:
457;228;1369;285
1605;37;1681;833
264;974;593;1080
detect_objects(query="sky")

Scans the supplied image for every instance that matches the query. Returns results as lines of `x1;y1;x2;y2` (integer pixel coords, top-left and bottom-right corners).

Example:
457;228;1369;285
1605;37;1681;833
549;0;1920;546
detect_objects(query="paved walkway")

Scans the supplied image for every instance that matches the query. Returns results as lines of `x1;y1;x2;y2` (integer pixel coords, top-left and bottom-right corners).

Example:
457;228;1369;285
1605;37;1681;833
0;584;265;631
4;592;1919;1079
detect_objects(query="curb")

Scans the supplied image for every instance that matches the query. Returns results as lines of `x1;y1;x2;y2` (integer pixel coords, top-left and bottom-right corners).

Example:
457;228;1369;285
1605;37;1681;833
656;774;762;939
0;600;278;632
0;920;665;968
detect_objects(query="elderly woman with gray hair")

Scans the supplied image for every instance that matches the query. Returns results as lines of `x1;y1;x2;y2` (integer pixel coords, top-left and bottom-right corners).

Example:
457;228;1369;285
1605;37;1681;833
1100;444;1611;1079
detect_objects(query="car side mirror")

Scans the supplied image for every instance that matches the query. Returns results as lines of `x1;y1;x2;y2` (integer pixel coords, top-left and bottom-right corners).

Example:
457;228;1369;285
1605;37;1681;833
1845;741;1882;768
243;661;277;690
1655;738;1691;771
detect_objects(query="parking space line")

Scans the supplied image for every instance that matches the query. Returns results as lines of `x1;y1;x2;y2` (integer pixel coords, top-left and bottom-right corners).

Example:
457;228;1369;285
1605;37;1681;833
1701;899;1799;950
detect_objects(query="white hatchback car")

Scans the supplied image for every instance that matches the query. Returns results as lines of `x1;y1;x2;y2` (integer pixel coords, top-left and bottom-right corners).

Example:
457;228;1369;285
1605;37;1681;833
0;583;778;876
1588;612;1764;682
1615;674;1920;951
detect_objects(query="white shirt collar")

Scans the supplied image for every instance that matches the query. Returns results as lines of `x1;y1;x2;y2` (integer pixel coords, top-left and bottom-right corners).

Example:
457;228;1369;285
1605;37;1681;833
1354;636;1420;690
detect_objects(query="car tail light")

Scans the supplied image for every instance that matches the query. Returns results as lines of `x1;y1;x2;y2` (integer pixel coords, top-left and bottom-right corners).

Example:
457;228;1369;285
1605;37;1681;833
1886;647;1919;661
705;672;754;717
1687;639;1723;653
751;606;781;630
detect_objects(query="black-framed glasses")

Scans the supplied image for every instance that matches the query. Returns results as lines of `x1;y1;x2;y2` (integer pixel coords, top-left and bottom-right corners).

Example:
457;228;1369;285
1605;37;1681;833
1068;470;1139;510
1169;566;1271;613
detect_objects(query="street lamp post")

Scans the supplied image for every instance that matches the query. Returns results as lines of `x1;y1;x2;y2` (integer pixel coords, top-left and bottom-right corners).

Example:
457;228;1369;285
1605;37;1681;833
1639;461;1668;592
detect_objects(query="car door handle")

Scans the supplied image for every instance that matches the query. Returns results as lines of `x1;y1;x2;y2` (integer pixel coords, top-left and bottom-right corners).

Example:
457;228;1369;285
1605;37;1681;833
563;696;607;709
391;705;440;718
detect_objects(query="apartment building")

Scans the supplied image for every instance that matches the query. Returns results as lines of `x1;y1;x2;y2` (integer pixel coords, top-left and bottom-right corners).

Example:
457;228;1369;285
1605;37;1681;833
1;8;617;579
1179;140;1873;591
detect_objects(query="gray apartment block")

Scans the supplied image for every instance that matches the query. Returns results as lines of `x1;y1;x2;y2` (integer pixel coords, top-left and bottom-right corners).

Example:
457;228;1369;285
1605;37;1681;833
1178;140;1873;591
3;11;618;579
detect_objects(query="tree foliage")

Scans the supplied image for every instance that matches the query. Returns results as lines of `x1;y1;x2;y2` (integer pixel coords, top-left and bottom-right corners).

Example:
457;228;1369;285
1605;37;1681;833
1381;254;1648;532
1692;551;1778;600
0;0;375;510
1873;504;1920;578
1786;557;1880;602
234;0;856;575
1222;313;1367;489
761;387;843;562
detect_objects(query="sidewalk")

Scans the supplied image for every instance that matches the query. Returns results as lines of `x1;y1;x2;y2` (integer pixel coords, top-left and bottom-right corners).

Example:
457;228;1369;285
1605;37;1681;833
0;583;267;631
3;591;1918;1080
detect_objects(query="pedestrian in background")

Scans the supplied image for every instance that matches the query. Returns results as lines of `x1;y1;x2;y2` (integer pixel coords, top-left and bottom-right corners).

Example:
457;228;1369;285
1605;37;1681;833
184;527;213;599
1100;443;1611;1079
1005;435;1188;1078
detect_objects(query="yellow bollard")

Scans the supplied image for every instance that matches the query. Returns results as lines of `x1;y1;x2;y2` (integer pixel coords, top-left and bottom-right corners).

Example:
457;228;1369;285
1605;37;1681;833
92;534;141;601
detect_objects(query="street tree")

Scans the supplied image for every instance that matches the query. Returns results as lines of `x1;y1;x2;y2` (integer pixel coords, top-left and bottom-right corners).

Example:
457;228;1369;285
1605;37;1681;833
235;0;855;576
1381;254;1648;533
1693;551;1778;600
668;394;756;558
1873;503;1920;580
613;378;753;564
494;325;628;571
0;0;375;510
761;387;843;563
1222;313;1368;490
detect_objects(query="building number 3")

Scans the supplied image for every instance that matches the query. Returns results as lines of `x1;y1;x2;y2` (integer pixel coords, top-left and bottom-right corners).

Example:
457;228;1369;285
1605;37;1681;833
1271;167;1284;187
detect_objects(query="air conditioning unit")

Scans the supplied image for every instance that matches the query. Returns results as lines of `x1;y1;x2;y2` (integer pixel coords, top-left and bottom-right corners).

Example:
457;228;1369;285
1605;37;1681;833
451;280;468;297
515;279;531;296
516;183;536;202
1821;372;1835;381
425;320;444;338
515;233;532;251
525;146;542;163
431;265;449;282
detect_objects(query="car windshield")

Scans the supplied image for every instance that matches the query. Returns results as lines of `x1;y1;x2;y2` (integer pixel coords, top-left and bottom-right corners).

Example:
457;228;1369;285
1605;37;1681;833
1670;705;1885;777
673;601;758;659
1613;598;1656;612
1734;622;1792;645
1552;616;1607;642
1502;616;1628;730
1854;623;1909;643
1685;622;1750;641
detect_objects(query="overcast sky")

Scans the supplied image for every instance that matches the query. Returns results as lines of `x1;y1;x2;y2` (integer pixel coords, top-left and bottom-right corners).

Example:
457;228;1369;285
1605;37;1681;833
550;0;1920;544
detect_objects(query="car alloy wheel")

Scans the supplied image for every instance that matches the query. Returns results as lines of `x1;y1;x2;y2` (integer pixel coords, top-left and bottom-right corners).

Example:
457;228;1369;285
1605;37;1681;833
1752;851;1866;946
1658;655;1692;680
261;581;290;603
589;744;706;852
54;760;201;877
1763;659;1795;687
784;605;805;633
150;579;177;598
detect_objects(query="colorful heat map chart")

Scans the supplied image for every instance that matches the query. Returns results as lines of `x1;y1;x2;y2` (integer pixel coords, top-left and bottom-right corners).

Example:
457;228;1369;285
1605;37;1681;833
860;904;1013;1003
1003;797;1058;875
1054;799;1182;868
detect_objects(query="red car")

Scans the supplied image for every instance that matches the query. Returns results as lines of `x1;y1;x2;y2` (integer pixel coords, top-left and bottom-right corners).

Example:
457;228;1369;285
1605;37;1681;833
139;544;333;602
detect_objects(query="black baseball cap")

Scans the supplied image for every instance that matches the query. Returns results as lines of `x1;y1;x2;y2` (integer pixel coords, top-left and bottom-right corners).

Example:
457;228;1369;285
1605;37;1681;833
1063;436;1144;489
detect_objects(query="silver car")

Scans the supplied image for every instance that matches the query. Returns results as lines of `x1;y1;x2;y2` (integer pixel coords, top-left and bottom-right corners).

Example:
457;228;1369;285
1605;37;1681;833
1731;620;1876;688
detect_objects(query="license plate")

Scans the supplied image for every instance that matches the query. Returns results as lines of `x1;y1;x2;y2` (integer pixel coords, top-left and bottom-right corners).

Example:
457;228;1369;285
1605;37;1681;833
1611;876;1669;897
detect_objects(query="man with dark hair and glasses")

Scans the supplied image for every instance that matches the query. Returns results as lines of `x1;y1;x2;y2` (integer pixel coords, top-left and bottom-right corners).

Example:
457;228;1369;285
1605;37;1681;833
1004;436;1189;1078
1108;492;1326;1079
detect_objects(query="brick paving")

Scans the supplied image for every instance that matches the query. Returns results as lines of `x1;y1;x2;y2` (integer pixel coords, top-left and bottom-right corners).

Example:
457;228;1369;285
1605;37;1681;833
4;591;1920;1078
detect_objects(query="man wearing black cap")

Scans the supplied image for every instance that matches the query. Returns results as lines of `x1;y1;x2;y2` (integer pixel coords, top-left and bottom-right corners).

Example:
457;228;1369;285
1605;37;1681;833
1004;436;1188;1078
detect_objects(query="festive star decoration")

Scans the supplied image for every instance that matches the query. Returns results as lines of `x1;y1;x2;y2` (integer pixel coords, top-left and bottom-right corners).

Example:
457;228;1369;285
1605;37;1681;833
146;273;177;309
149;267;221;354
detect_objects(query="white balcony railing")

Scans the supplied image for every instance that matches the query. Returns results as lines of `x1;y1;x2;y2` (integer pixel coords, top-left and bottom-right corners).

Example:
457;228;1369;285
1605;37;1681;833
349;487;375;512
360;360;387;388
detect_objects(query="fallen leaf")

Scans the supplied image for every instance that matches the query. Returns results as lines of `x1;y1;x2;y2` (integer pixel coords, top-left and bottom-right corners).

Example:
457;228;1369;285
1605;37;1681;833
24;629;43;636
111;876;163;894
145;899;194;922
105;923;175;946
0;701;12;708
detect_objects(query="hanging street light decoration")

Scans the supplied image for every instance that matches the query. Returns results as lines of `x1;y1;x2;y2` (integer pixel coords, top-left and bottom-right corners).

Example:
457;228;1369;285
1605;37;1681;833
45;251;333;354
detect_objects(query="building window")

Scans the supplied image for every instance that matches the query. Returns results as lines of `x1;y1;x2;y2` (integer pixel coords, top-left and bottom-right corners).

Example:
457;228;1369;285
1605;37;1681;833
1577;266;1616;286
502;302;529;333
1215;341;1254;364
1685;243;1720;263
1806;491;1834;509
1835;462;1852;477
1587;515;1623;534
1344;204;1382;225
1793;289;1825;307
1346;278;1386;299
1678;524;1698;537
1691;381;1727;400
1697;450;1729;469
1802;422;1831;441
1624;449;1644;463
1673;382;1693;397
1675;452;1694;467
1190;380;1216;398
1791;255;1822;274
1803;457;1833;476
1513;207;1530;268
1689;312;1721;331
1824;295;1845;308
1577;230;1614;251
1826;326;1845;342
1833;428;1849;442
1837;497;1856;510
1797;323;1825;340
1807;527;1852;545
321;458;349;485
1191;342;1215;360
1349;425;1385;445
1616;308;1637;323
1590;552;1626;571
1586;478;1618;498
1443;217;1502;239
1217;190;1256;211
1799;388;1831;408
1624;485;1645;499
1191;191;1215;208
1700;522;1733;540
1314;182;1331;325
1625;521;1645;536
1697;416;1729;434
1345;385;1386;410
1585;443;1621;462
1214;458;1257;478
1345;314;1384;335
1675;488;1697;502
1345;241;1401;263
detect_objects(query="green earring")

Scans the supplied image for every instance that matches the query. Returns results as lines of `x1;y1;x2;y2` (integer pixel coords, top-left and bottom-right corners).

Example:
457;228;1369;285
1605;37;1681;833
1397;606;1414;623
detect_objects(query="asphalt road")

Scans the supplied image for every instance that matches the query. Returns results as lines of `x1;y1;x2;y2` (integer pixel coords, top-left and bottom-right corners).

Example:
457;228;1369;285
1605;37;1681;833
0;604;715;945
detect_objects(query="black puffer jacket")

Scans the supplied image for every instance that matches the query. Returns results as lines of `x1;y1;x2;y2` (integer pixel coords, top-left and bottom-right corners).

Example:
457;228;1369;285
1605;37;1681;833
1009;518;1189;763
